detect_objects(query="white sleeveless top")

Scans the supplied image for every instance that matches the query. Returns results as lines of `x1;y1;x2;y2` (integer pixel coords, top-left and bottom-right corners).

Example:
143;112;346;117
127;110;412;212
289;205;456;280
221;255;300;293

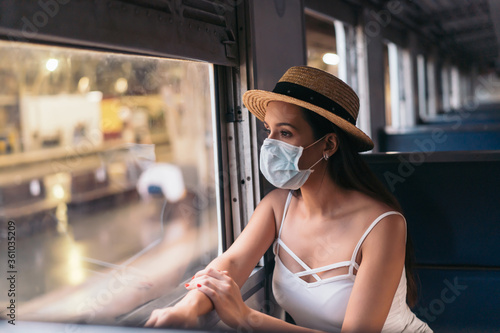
272;191;432;332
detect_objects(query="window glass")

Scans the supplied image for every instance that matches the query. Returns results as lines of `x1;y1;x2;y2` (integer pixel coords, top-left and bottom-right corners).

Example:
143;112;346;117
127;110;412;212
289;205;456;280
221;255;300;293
384;42;412;128
426;58;437;117
305;13;338;76
0;41;219;325
383;43;392;126
305;11;373;140
417;54;428;119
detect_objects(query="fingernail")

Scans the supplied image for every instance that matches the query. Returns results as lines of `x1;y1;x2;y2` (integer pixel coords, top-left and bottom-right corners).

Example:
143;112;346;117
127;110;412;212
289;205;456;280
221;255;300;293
197;284;201;288
185;283;190;287
191;276;195;280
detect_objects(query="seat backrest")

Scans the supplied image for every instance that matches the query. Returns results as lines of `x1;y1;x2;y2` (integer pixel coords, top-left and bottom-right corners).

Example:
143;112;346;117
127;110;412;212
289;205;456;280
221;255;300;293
379;123;500;152
363;152;500;331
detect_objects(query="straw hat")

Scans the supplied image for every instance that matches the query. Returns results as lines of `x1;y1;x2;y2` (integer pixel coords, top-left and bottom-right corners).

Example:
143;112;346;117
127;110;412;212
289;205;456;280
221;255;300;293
243;66;374;151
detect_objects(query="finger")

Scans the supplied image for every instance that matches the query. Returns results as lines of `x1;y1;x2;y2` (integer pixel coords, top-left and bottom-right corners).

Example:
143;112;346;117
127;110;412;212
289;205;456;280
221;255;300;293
186;273;220;290
184;274;215;290
192;269;205;279
187;269;227;289
197;276;231;297
203;268;229;281
195;267;227;278
144;317;156;328
144;310;159;327
191;267;210;281
184;281;199;290
195;283;218;304
193;266;219;276
184;275;208;290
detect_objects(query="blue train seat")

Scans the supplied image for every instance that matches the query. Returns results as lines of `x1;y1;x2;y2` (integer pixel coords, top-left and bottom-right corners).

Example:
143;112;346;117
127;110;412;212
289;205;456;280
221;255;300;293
363;151;500;332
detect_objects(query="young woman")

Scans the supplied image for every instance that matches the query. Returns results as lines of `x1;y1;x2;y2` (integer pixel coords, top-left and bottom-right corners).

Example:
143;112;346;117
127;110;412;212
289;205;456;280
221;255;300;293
145;66;433;332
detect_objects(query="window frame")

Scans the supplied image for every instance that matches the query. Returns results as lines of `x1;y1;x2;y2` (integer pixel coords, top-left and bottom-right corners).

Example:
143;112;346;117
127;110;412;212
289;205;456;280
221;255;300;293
0;0;251;326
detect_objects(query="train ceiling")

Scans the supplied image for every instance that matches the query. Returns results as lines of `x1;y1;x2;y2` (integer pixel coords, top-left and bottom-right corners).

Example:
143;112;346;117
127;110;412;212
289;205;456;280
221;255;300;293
370;0;500;73
1;0;499;73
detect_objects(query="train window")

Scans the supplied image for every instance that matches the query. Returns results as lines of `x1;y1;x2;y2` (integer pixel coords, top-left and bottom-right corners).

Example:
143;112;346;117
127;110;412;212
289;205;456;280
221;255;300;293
353;25;372;140
450;66;460;110
441;64;452;112
305;12;338;77
449;66;461;110
459;68;473;107
417;54;428;119
305;11;371;139
384;42;415;128
426;57;438;117
401;48;416;127
383;43;392;126
0;41;220;325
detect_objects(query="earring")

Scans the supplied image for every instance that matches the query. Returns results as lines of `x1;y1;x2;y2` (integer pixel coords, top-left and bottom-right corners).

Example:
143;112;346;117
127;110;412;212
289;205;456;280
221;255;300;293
323;153;329;161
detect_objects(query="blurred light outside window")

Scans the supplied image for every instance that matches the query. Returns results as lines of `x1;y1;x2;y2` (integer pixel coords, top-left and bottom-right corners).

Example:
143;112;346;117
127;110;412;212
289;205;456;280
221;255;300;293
0;41;219;325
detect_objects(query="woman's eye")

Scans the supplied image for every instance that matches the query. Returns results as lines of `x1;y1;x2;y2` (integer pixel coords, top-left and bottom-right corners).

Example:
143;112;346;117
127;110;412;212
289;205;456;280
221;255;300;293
263;128;270;134
280;131;291;137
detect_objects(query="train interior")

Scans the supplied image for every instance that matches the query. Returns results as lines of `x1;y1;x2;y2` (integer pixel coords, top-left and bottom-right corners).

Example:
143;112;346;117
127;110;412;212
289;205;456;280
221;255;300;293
0;0;499;332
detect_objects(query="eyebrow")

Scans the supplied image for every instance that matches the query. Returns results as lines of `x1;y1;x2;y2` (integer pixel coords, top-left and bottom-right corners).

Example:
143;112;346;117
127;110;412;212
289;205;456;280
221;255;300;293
263;121;299;130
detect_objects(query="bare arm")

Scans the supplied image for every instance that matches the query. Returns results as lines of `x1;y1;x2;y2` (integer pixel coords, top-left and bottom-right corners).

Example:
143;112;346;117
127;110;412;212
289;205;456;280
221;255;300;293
341;214;407;333
193;268;325;332
145;189;285;327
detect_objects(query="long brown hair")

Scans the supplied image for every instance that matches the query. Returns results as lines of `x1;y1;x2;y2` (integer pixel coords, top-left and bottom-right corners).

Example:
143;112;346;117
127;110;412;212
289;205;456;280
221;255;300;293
301;108;418;307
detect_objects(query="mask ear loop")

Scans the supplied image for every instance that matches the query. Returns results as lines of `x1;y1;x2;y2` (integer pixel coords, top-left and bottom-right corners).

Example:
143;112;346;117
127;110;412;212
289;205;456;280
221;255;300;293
305;149;331;171
303;134;328;150
302;135;329;170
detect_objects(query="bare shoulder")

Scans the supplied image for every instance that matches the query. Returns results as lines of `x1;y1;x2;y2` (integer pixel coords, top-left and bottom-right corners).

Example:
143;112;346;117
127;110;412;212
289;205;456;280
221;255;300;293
225;190;290;261
354;192;406;247
362;217;405;268
261;188;290;202
258;189;291;232
367;212;406;243
258;188;291;213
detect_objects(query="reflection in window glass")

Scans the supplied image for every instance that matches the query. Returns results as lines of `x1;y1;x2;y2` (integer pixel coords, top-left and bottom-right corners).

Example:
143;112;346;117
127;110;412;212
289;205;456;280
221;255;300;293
0;41;219;325
305;13;338;76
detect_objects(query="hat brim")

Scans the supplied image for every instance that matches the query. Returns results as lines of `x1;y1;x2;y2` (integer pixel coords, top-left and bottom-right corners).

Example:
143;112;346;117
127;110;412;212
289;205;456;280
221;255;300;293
243;89;374;152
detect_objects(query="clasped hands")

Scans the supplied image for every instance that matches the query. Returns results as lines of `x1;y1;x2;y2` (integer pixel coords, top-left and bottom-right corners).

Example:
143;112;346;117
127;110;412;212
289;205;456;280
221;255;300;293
145;267;252;329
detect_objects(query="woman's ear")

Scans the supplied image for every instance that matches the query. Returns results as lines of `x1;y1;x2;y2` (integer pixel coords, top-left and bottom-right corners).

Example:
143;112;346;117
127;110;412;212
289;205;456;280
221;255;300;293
324;133;339;157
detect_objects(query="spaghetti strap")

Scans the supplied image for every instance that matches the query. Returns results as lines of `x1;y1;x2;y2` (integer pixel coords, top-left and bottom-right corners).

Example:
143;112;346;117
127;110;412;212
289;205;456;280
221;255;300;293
277;239;320;277
295;260;352;277
349;211;406;274
275;191;322;281
275;197;407;283
277;191;293;239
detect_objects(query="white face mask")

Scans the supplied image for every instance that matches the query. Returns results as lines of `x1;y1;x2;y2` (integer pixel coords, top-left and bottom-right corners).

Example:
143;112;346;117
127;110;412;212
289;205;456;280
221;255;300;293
259;136;326;190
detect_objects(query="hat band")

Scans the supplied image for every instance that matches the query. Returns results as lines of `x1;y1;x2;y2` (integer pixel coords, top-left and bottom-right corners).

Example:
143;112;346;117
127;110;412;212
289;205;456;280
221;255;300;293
272;82;356;125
